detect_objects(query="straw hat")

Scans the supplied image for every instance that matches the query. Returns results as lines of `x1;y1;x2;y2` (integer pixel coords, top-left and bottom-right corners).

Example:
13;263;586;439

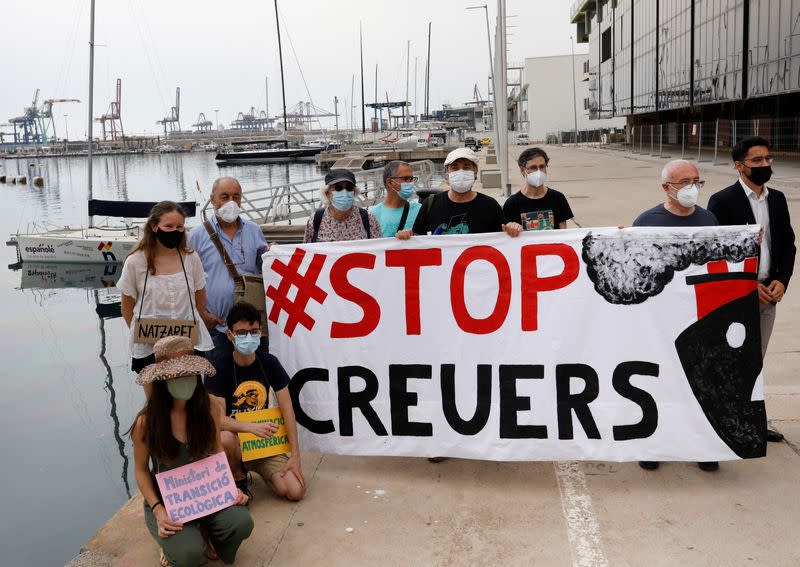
136;336;216;385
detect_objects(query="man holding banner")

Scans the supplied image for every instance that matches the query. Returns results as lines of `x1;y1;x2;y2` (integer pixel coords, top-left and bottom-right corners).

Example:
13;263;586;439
405;147;523;238
205;302;306;502
633;159;720;472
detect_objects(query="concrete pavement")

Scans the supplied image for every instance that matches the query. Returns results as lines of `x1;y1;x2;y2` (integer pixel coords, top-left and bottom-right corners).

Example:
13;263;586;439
73;144;800;567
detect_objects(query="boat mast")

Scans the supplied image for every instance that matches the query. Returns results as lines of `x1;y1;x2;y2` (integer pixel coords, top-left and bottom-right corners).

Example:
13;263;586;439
274;0;288;133
87;0;95;227
360;22;366;135
405;40;410;127
425;22;431;118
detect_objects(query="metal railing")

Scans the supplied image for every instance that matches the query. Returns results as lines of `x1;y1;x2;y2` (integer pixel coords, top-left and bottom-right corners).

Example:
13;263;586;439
603;118;800;166
201;160;437;225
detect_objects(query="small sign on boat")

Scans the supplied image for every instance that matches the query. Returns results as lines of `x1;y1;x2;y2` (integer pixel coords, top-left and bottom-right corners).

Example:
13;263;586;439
155;451;238;523
134;317;199;345
236;407;290;461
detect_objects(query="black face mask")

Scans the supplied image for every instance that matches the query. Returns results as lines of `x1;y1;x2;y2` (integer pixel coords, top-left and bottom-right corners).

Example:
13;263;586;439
156;228;183;249
747;165;772;186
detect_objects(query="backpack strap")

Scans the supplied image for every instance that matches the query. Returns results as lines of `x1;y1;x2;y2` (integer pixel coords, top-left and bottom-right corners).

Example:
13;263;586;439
425;193;436;214
359;207;371;239
312;208;325;243
203;220;242;285
397;202;410;232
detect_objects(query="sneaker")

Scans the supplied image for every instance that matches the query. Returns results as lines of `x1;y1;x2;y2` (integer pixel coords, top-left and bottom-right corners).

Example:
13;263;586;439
638;461;660;470
235;474;253;503
698;461;719;472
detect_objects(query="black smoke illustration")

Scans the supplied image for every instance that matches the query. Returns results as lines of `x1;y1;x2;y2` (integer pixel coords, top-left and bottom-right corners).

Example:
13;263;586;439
581;230;759;305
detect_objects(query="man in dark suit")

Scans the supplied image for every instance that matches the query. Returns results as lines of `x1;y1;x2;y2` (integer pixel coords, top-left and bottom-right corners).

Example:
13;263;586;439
708;136;796;442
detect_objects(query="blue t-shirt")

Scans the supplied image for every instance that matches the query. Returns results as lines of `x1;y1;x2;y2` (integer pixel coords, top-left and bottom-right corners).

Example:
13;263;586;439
633;204;718;227
369;201;421;237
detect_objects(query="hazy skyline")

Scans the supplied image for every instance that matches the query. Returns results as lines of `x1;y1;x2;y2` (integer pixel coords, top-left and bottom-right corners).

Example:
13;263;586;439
1;0;587;140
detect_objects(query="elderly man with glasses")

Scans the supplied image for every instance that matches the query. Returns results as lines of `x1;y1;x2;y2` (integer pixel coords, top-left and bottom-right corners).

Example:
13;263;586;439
708;136;796;444
189;176;269;366
303;169;382;243
633;158;719;473
633;159;718;227
369;160;422;237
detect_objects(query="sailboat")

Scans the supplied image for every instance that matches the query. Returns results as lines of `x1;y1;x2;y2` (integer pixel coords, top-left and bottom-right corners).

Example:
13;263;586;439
6;0;195;265
215;0;333;165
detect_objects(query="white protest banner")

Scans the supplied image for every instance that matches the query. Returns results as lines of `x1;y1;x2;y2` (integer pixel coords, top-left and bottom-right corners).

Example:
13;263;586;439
155;452;238;523
262;226;766;462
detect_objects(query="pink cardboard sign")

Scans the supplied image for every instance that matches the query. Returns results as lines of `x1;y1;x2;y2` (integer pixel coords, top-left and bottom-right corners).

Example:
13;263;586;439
155;451;238;523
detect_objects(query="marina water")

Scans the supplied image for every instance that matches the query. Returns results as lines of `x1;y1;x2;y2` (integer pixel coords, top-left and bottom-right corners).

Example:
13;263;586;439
0;152;320;566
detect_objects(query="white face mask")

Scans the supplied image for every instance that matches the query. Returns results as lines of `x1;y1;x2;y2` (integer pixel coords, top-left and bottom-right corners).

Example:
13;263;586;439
448;169;476;193
669;184;699;208
526;170;547;187
216;201;241;223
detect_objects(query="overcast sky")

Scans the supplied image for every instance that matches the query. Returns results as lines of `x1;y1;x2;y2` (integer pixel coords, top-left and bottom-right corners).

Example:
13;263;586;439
1;0;587;139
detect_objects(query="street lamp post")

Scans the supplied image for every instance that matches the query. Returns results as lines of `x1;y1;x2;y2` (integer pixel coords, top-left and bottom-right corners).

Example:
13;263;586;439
214;108;220;131
64;114;69;141
467;4;494;105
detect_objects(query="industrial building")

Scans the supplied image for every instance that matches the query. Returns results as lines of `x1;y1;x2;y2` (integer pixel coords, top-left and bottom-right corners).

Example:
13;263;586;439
571;0;800;126
523;54;625;143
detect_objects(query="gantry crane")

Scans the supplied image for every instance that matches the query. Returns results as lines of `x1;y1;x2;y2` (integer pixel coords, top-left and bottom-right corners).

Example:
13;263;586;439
192;112;213;132
8;89;43;144
284;101;336;129
157;87;181;135
97;78;124;141
7;89;79;144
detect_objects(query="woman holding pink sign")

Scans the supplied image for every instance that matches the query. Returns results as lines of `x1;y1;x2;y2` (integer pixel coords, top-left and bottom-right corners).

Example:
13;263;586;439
129;336;253;567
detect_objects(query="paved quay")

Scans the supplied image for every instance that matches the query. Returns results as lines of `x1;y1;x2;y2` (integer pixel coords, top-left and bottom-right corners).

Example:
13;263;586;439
72;144;800;567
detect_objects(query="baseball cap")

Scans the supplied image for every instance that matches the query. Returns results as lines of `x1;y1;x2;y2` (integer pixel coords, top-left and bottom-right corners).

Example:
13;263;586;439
444;147;480;167
325;169;356;186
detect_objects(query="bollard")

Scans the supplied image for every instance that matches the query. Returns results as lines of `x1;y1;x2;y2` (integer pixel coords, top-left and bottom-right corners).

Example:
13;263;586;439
650;124;655;156
0;175;6;183
17;176;27;184
33;176;44;187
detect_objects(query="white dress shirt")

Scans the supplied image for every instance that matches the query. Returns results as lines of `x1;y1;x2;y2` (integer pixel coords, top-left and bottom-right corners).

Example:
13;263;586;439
739;178;771;281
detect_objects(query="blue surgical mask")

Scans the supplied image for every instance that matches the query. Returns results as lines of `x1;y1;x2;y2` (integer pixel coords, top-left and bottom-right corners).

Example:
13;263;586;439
331;189;355;211
398;182;415;200
234;334;260;355
167;375;198;400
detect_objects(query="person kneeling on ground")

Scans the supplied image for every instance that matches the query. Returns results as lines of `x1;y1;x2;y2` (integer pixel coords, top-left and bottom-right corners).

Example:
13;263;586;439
205;301;306;501
130;336;253;567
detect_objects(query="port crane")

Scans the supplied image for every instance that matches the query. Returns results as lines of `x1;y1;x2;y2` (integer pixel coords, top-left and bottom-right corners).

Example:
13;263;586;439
192;113;213;132
7;89;80;144
157;87;181;134
97;79;124;141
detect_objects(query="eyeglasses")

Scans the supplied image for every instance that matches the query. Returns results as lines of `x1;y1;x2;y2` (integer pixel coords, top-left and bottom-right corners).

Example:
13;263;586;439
331;183;355;191
741;156;774;166
391;176;419;183
667;179;705;189
232;329;262;338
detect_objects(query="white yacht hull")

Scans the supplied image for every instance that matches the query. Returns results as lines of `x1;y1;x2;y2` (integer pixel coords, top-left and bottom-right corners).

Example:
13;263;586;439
10;229;138;264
